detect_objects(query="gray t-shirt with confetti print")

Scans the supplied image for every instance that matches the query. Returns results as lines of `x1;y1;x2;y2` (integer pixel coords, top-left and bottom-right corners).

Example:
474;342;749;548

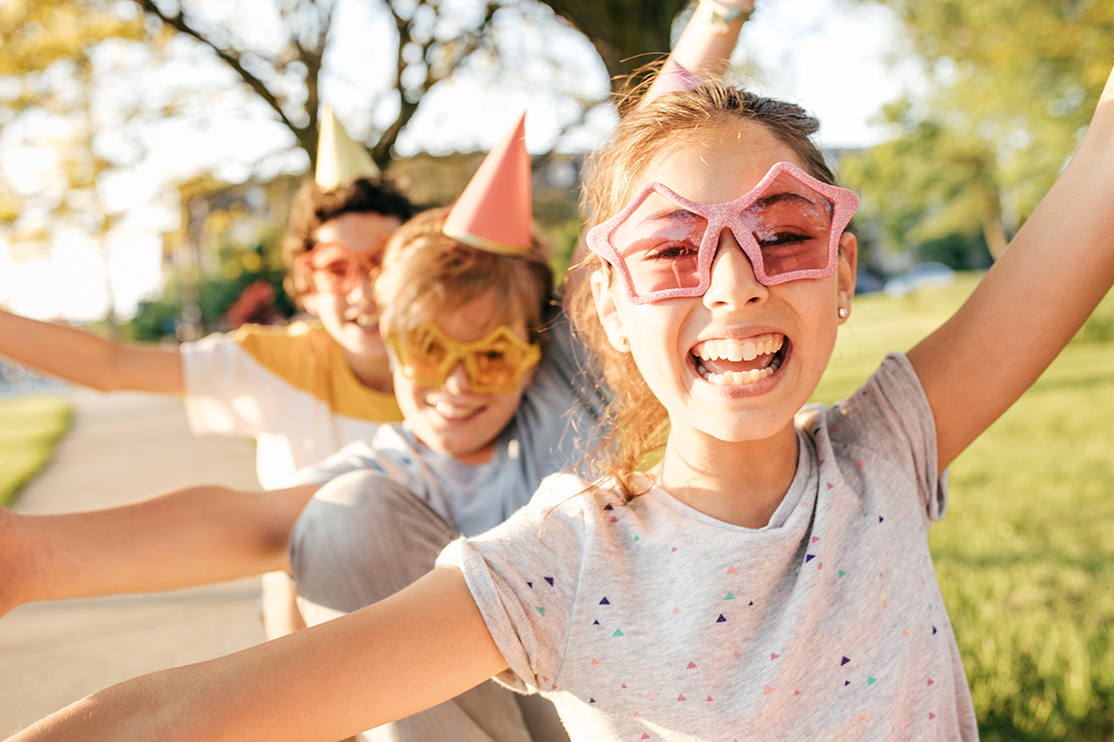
438;353;979;742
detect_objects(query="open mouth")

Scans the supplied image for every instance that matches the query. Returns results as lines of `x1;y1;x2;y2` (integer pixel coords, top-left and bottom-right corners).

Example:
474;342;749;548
433;401;485;421
346;312;380;331
691;333;787;386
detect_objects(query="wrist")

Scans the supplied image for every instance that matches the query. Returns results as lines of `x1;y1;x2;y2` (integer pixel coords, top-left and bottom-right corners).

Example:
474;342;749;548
699;0;756;32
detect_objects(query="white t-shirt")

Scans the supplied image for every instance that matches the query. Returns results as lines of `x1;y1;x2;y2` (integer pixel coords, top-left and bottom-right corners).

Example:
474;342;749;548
180;321;402;489
439;354;979;741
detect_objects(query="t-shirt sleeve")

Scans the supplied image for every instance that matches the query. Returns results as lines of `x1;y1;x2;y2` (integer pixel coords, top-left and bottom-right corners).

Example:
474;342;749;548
827;352;946;521
180;326;288;437
436;473;592;694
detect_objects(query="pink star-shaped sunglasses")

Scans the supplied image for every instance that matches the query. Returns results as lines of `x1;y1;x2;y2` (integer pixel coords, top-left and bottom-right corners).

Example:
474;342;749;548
586;161;859;304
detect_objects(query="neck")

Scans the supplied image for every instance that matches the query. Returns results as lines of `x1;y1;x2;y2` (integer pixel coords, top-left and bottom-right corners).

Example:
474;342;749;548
654;422;799;529
340;347;394;394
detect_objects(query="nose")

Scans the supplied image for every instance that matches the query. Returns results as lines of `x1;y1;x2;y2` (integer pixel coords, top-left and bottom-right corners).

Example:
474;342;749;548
703;228;769;308
345;268;376;305
442;360;473;394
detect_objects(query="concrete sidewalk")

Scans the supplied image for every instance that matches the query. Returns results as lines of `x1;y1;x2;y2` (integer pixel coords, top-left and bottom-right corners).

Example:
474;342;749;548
0;388;266;736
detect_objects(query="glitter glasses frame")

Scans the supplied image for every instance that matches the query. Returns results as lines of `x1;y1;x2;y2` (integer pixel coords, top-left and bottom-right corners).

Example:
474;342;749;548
386;323;542;394
585;161;859;305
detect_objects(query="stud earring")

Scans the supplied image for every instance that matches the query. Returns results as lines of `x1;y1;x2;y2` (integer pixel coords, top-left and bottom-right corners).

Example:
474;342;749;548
614;335;630;351
838;306;849;319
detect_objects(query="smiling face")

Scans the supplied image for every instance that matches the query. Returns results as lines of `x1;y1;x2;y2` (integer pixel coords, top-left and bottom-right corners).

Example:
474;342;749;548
591;124;857;450
389;290;536;465
300;211;402;389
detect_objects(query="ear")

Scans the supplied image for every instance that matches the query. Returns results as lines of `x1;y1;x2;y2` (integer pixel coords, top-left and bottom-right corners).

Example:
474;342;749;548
836;231;858;323
590;268;630;352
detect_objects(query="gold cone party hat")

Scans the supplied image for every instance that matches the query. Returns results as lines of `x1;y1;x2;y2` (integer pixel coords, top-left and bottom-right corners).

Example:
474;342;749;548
443;112;532;255
315;103;380;191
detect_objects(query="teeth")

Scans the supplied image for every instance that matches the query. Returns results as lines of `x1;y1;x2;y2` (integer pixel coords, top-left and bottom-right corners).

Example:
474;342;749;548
353;315;377;327
695;334;784;363
435;401;480;419
696;354;784;386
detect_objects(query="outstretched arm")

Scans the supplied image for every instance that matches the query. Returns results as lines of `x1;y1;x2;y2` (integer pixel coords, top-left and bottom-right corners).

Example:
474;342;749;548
6;566;506;742
0;309;184;394
0;484;317;617
907;65;1114;473
644;0;755;103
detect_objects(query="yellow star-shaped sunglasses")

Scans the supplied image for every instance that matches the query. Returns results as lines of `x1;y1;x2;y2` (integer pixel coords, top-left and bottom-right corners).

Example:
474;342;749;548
387;323;541;394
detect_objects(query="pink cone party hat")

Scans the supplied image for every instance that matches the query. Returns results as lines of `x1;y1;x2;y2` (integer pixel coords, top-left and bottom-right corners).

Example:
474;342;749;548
315;103;380;191
443;112;532;255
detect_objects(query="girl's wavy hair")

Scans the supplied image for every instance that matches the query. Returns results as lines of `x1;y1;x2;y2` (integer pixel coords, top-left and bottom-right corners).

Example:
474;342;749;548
568;82;838;500
376;207;554;347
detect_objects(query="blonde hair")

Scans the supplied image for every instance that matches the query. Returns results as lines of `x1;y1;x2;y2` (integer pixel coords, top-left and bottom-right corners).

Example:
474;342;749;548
570;83;837;499
377;208;554;344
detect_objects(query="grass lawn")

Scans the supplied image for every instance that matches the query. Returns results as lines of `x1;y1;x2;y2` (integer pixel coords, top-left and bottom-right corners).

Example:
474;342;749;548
814;275;1114;740
0;393;73;509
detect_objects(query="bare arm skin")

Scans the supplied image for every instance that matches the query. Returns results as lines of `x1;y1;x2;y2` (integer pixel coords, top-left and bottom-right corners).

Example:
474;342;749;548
5;566;508;742
644;0;754;103
0;484;317;617
0;309;184;394
907;66;1114;475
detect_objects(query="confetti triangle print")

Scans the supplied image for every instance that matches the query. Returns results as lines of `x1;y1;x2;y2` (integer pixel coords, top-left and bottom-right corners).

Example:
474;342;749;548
933;626;938;634
610;516;618;523
716;614;726;623
671;547;678;552
535;607;545;616
600;597;610;605
673;607;681;614
811;536;820;543
726;565;738;574
589;698;595;703
856;461;864;470
593;620;599;626
793;690;801;696
841;656;851;666
526;582;533;588
678;694;686;701
770;653;779;661
845;680;851;686
929;713;936;720
641;734;650;740
613;629;625;637
706;696;713;702
603;504;613;511
879;516;884;523
763;685;774;695
859;715;868;723
591;658;599;665
827;482;835;489
867;677;877;685
806;554;816;563
903;630;909;637
927;678;934;686
634;535;640;541
545;576;554;586
687;661;697;669
725;592;735;600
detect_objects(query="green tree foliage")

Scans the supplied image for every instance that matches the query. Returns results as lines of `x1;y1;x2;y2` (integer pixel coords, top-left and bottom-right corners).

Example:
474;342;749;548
843;0;1113;262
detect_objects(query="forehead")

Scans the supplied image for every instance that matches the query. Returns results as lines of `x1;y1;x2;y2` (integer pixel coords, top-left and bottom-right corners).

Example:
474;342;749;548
313;212;401;253
635;124;805;205
420;290;530;345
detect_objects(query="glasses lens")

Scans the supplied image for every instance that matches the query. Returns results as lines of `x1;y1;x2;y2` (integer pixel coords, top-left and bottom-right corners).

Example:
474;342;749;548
399;328;453;385
741;173;836;278
611;191;708;296
468;335;531;390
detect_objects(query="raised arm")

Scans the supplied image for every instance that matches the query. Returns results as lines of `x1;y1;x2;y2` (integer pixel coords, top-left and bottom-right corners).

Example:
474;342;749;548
0;308;184;394
644;0;755;103
907;65;1114;473
0;484;317;617
5;566;506;742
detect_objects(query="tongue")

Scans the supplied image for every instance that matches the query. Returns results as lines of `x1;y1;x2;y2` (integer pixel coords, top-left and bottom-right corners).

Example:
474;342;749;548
699;354;775;376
